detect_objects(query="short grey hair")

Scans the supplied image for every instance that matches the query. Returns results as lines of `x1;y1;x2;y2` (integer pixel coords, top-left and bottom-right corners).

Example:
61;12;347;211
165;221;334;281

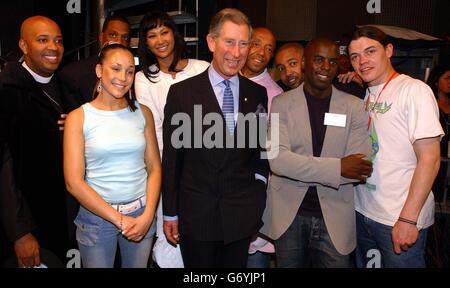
209;8;252;39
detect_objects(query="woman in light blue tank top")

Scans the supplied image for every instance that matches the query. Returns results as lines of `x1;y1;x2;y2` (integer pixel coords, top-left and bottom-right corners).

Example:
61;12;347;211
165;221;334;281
63;44;161;268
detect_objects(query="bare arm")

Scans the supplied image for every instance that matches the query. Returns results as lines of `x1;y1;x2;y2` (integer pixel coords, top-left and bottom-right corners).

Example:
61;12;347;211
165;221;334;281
122;105;161;241
391;136;440;254
337;71;364;87
63;108;125;231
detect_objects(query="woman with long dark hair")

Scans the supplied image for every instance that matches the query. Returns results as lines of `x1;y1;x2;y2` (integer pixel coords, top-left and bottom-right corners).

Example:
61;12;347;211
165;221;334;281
64;44;161;267
135;11;209;268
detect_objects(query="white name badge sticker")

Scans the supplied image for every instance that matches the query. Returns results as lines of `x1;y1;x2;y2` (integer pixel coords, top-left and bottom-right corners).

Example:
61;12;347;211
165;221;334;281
324;113;346;127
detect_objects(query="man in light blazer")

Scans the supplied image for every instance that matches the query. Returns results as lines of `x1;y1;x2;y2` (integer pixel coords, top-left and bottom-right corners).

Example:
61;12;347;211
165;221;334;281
261;37;372;268
162;8;269;268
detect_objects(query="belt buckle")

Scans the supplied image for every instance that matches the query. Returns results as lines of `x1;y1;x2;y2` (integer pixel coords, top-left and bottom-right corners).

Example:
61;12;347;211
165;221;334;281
119;200;139;214
112;196;145;214
123;203;137;214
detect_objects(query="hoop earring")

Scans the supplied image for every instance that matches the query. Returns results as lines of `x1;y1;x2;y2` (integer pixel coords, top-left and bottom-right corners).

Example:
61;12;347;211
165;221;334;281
128;89;132;100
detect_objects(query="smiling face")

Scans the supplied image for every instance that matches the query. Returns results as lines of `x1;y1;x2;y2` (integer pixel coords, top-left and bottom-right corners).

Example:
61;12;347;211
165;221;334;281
348;36;394;87
96;48;135;100
146;25;175;62
242;27;276;78
275;46;304;89
19;16;63;77
207;20;250;79
302;39;339;98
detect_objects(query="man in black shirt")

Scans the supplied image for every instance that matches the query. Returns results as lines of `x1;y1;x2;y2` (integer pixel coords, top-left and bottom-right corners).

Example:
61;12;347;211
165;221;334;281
261;37;372;267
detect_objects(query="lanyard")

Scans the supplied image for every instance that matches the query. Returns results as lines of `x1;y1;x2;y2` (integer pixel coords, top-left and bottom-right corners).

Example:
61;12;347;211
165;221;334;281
365;71;397;130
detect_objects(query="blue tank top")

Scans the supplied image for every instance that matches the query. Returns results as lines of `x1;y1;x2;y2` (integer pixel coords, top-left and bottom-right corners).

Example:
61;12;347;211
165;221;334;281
82;102;147;203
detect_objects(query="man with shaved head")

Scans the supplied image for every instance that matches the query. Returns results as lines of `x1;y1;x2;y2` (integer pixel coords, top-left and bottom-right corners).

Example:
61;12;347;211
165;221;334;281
261;37;372;267
241;27;283;114
274;42;305;91
0;16;83;267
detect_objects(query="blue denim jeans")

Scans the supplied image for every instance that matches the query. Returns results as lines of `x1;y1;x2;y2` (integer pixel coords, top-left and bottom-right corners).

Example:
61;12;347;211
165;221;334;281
75;206;156;268
356;211;428;268
274;215;352;268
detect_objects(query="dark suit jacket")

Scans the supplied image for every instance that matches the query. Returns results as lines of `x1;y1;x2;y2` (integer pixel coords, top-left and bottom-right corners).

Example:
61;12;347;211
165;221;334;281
0;62;83;260
60;55;97;103
162;69;269;244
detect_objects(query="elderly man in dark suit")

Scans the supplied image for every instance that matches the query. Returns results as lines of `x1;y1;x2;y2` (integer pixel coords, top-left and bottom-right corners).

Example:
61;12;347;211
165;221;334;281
0;16;83;268
162;8;269;268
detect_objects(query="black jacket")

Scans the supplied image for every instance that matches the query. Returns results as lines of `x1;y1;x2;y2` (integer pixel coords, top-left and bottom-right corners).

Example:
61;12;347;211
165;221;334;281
162;70;269;244
0;62;83;259
0;140;35;239
59;55;97;103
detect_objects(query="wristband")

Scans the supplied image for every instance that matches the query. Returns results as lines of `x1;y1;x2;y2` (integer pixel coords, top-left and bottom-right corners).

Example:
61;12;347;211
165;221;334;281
398;217;417;226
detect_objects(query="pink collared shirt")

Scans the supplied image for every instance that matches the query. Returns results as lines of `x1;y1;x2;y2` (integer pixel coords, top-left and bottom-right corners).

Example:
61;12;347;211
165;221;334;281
249;69;284;113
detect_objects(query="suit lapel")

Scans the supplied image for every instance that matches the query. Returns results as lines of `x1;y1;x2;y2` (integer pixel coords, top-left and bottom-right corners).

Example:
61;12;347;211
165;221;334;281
321;87;346;157
238;74;251;115
192;70;223;115
292;85;313;156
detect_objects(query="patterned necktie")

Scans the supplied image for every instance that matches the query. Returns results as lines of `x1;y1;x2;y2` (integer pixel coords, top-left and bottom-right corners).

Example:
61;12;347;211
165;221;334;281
222;80;235;135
